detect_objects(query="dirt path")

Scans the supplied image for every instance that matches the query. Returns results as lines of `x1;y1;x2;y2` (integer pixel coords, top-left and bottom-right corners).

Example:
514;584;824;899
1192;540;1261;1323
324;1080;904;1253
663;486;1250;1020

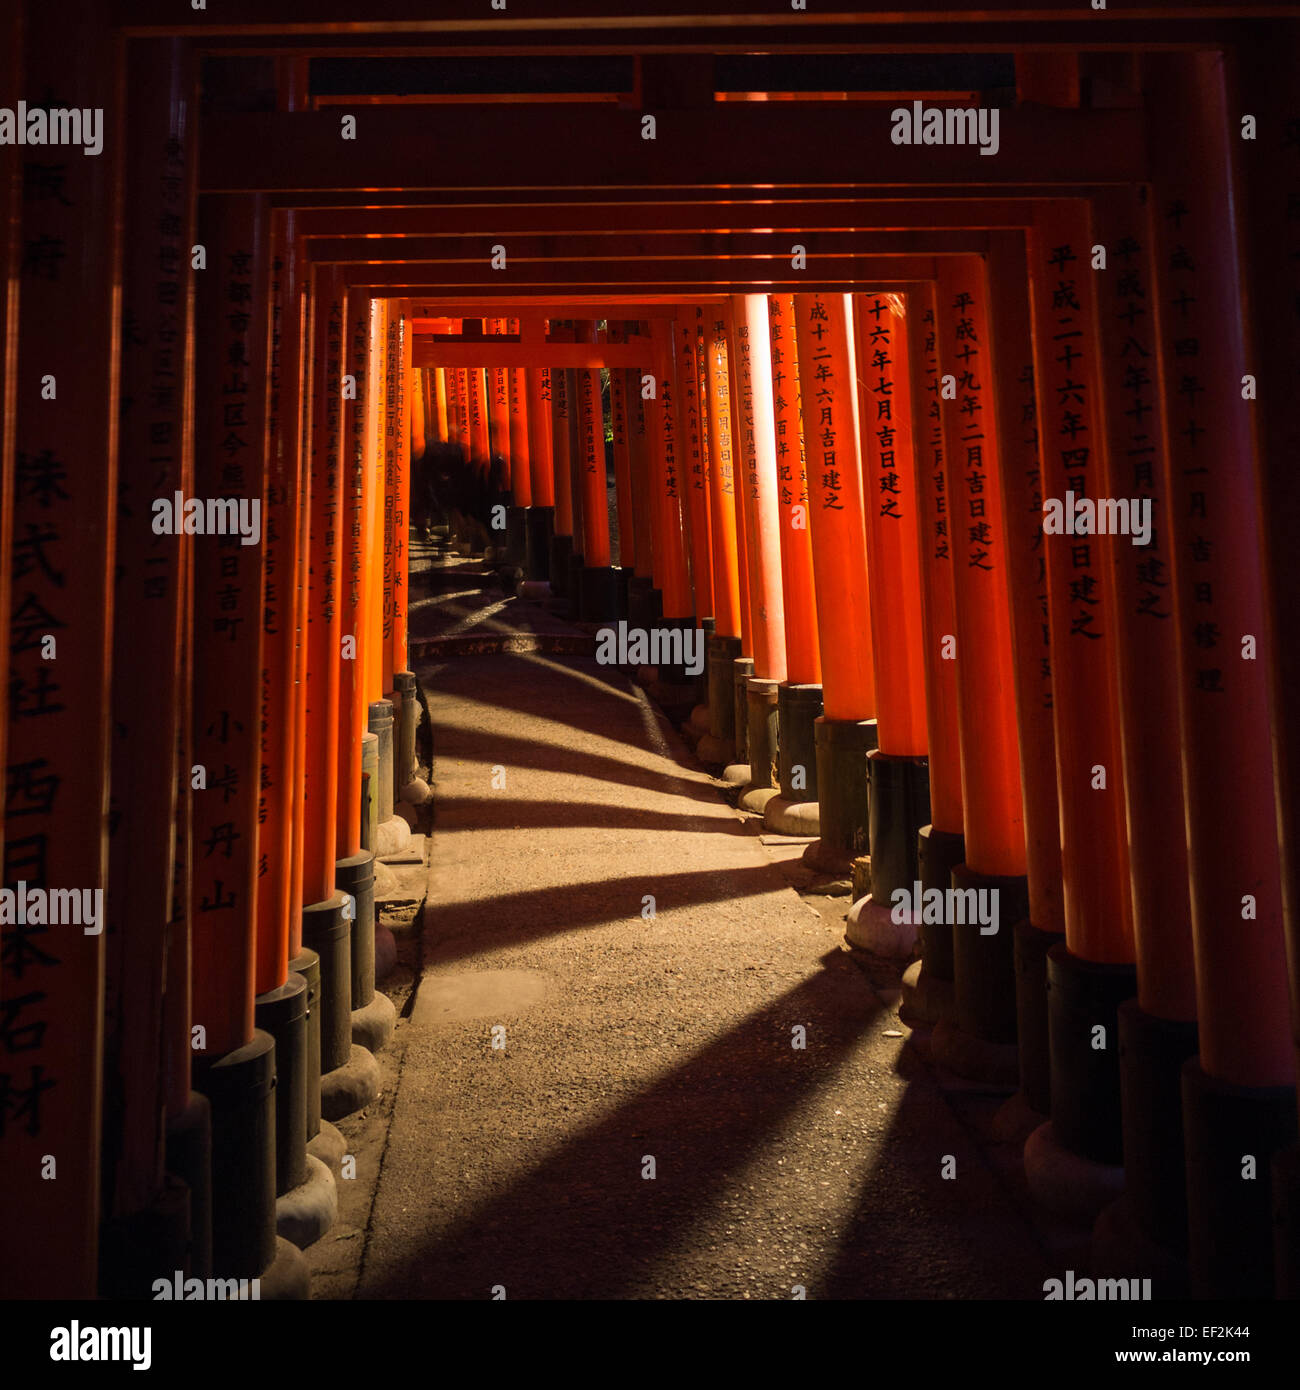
340;640;1050;1299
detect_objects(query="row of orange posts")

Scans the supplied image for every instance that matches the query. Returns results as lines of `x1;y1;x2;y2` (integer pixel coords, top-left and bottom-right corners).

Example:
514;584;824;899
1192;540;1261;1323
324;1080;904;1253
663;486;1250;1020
417;269;1297;1304
2;11;1297;1309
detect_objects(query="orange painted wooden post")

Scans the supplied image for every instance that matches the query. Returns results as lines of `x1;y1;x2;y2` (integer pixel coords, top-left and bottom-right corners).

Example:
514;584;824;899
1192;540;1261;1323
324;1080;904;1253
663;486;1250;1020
523;364;555;582
303;267;344;909
763;295;823;838
846;292;931;959
1084;191;1200;1259
254;213;299;1005
508;367;530;506
322;285;380;1118
625;351;660;626
731;294;789;814
300;266;354;1147
792;293;877;875
503;356;530;567
900;283;967;1023
929;256;1030;1072
430;367;445;447
487;318;511;493
251;206;316;1210
365;301;388;708
980;236;1067;1114
98;37;197;1293
548;330;577;595
649;321;692;627
767;296;819;685
1;0;119;1299
467;356;490;471
0;0;16;861
1022;203;1136;1191
674;316;713;625
1233;23;1300;1297
392;316;420;804
576;321;616;618
723;307;754;674
607;322;639;617
1143;53;1295;1297
337;292;369;861
697;310;745;765
188;194;279;1282
383;308;408;697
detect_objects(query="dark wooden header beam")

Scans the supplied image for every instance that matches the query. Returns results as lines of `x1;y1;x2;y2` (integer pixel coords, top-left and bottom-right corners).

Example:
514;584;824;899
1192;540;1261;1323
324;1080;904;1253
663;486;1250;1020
302;230;987;263
199;105;1145;192
295;199;1038;236
115;0;1289;40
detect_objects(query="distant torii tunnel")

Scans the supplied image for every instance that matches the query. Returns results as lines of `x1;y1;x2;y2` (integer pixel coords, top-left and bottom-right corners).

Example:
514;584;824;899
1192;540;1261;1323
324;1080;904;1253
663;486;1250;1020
2;0;1299;1311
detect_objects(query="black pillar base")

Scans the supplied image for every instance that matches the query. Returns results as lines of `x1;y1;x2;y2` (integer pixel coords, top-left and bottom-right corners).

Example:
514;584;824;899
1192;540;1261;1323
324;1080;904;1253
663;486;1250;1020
579;563;619;622
548;530;573;595
165;1090;213;1278
866;751;931;901
287;947;322;1139
367;700;394;824
917;825;965;984
1272;1142;1300;1299
254;972;309;1197
192;1031;277;1279
699;633;743;762
337;851;377;1013
694;617;716;705
567;549;585;616
1047;944;1138;1164
777;682;822;801
1013;918;1065;1114
302;893;352;1076
731;656;755;763
98;1175;190;1299
615;566;632;619
1182;1058;1298;1298
525;504;554;581
952;866;1027;1047
505;504;528;569
804;716;877;875
1117;998;1199;1256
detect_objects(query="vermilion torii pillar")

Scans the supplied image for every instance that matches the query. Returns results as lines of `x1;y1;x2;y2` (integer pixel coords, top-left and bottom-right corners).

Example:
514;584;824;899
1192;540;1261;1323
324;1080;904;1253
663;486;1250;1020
1233;22;1300;1298
100;37;198;1296
900;284;966;1027
982;233;1066;1116
326;288;381;1124
1022;200;1138;1213
1144;53;1295;1299
846;292;931;958
504;357;530;571
607;323;639;615
930;257;1029;1083
649;320;693;635
625;352;661;628
251;208;312;1222
576;321;617;620
522;363;556;585
697;310;745;766
188;193;292;1287
763;295;823;839
731;294;789;816
675;316;713;630
548;334;576;596
1085;190;1199;1278
792;292;877;878
2;0;119;1301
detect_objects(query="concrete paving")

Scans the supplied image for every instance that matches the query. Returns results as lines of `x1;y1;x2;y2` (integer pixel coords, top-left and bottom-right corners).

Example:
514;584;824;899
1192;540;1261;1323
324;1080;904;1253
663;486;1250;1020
317;575;1055;1300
